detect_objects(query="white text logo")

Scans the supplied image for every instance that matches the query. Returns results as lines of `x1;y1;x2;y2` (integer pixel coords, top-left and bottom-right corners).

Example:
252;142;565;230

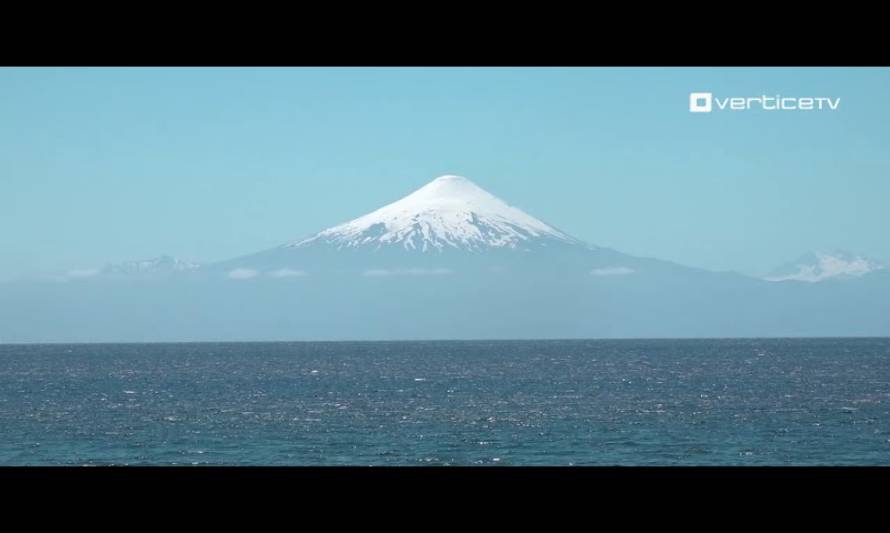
689;92;840;113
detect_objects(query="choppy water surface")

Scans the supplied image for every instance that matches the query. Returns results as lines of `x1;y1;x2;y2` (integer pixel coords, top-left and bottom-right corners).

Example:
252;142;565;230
1;338;889;465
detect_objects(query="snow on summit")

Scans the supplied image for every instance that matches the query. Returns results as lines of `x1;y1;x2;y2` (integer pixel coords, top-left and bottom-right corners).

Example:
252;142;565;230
289;175;577;252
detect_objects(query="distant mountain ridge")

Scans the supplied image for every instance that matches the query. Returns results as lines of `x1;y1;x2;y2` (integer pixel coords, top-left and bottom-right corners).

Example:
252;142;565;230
102;255;200;276
3;174;889;342
765;250;885;283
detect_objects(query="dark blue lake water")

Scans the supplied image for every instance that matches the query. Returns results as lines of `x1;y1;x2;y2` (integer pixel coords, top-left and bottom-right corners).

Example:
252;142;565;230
2;338;889;465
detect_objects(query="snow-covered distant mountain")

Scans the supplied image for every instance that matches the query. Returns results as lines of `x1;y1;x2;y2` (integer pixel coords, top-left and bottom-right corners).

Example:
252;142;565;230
290;175;579;252
13;255;201;283
765;251;885;283
102;255;200;276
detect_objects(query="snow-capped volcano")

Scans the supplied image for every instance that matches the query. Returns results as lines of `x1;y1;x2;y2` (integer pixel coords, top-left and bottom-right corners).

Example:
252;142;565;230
209;173;637;277
765;250;885;282
288;175;578;252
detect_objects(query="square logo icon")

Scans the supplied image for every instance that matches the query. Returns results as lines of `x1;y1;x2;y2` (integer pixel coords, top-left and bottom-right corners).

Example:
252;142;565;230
689;92;712;113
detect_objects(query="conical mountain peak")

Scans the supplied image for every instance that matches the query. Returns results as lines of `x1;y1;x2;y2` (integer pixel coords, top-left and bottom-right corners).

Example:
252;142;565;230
430;174;472;183
290;175;576;252
397;174;514;211
419;174;484;193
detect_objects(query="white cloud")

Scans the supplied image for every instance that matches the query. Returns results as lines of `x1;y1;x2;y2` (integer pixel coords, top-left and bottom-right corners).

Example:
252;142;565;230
591;266;634;276
269;268;307;278
362;268;453;277
227;268;258;280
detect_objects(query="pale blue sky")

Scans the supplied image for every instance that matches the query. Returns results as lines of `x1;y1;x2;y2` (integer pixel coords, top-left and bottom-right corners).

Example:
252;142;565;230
2;67;889;280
